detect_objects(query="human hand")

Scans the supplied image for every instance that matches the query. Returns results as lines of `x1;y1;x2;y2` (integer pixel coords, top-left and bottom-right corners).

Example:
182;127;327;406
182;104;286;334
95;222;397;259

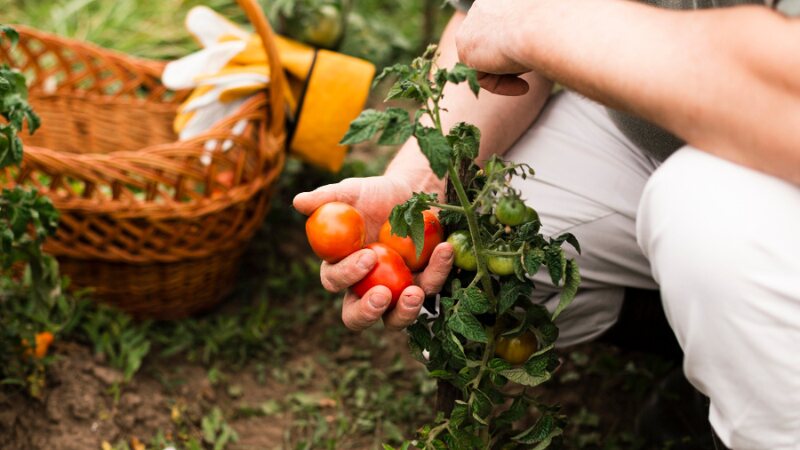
456;0;534;96
293;176;454;331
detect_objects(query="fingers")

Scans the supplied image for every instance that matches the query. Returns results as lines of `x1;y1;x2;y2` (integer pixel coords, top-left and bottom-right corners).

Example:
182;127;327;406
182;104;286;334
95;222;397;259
320;248;376;293
477;72;530;96
383;285;425;331
416;243;454;295
342;285;393;332
292;179;359;215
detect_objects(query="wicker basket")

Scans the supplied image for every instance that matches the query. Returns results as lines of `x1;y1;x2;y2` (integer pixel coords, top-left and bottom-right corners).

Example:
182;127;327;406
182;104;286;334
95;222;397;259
0;0;287;319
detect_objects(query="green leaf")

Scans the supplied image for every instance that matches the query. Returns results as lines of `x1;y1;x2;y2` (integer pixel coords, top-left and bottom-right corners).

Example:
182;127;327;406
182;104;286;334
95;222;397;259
495;396;527;428
456;287;490;314
447;122;480;160
512;414;564;447
449;401;468;428
552;259;580;320
524;247;545;277
414;126;452;178
544;245;566;285
499;367;551;387
446;63;481;96
388;192;437;258
377;108;414;145
340;109;387;145
0;25;20;46
498;279;531;315
447;309;488;343
471;389;492;425
554;232;581;254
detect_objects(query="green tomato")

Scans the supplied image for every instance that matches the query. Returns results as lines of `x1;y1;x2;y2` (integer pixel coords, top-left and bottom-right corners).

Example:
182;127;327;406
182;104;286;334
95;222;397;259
525;206;539;223
446;230;477;271
285;4;343;49
487;246;516;276
495;198;527;226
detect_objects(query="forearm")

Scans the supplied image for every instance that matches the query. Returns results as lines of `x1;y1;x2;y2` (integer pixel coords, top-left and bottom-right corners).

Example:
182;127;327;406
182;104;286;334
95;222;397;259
386;12;553;193
506;0;800;183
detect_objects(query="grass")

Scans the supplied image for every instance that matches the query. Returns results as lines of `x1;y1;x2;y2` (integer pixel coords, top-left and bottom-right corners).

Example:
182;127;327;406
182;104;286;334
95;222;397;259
5;0;451;66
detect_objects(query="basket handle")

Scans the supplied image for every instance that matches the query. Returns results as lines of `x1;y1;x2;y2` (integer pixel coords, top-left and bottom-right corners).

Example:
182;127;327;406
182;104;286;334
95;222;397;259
237;0;285;140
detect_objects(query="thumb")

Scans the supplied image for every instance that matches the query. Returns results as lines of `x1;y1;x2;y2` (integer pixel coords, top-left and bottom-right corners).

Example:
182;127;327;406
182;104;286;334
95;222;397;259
293;179;360;215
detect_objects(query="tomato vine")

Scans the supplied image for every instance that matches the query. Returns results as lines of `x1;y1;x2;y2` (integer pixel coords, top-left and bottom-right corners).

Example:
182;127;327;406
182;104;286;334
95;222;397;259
342;46;582;449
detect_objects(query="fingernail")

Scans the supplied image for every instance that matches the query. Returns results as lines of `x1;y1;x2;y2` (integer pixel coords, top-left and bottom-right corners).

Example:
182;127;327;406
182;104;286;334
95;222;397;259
369;292;390;309
358;252;376;270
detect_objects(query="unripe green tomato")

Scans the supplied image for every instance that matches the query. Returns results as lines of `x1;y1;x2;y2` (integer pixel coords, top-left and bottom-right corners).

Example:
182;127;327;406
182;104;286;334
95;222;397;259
495;198;527;226
446;230;477;271
487;248;516;276
525;207;539;223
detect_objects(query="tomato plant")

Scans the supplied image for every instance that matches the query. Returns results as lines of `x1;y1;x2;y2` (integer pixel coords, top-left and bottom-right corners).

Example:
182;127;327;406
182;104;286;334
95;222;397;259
342;46;582;449
351;242;413;307
305;201;366;263
379;209;442;271
1;25;69;398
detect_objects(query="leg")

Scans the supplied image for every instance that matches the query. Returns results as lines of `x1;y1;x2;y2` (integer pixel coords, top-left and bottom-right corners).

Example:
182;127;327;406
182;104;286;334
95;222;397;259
637;147;800;449
505;90;659;346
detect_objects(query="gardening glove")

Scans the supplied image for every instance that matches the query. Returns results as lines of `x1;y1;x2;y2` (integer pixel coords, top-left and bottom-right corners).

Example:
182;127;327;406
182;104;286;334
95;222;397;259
162;6;375;172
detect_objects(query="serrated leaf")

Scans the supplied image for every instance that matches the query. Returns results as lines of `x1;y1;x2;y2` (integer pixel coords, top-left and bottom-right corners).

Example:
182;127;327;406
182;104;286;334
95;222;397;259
447;122;480;160
388;193;437;258
554;232;581;254
552;259;580;320
447;63;481;96
544;245;566;285
487;357;513;373
449;401;468;428
377;108;414;145
471;389;492;425
524;247;545;277
499;367;551;387
495;396;527;428
447;309;488;343
512;414;563;447
456;287;490;314
498;279;531;315
414;126;452;178
524;351;554;377
385;78;426;102
340;109;387;145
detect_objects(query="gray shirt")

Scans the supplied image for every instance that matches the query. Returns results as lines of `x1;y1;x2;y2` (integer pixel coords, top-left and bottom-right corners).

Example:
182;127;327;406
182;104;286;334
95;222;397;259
447;0;791;161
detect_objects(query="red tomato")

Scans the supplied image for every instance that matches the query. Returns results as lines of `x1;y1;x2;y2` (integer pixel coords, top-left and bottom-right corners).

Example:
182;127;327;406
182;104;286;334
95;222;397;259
378;210;443;272
352;243;413;308
305;202;366;263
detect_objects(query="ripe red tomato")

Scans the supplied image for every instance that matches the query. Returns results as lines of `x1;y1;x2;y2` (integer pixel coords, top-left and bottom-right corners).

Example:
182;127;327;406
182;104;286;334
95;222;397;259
378;210;443;272
305;202;366;263
495;330;538;365
352;243;413;308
